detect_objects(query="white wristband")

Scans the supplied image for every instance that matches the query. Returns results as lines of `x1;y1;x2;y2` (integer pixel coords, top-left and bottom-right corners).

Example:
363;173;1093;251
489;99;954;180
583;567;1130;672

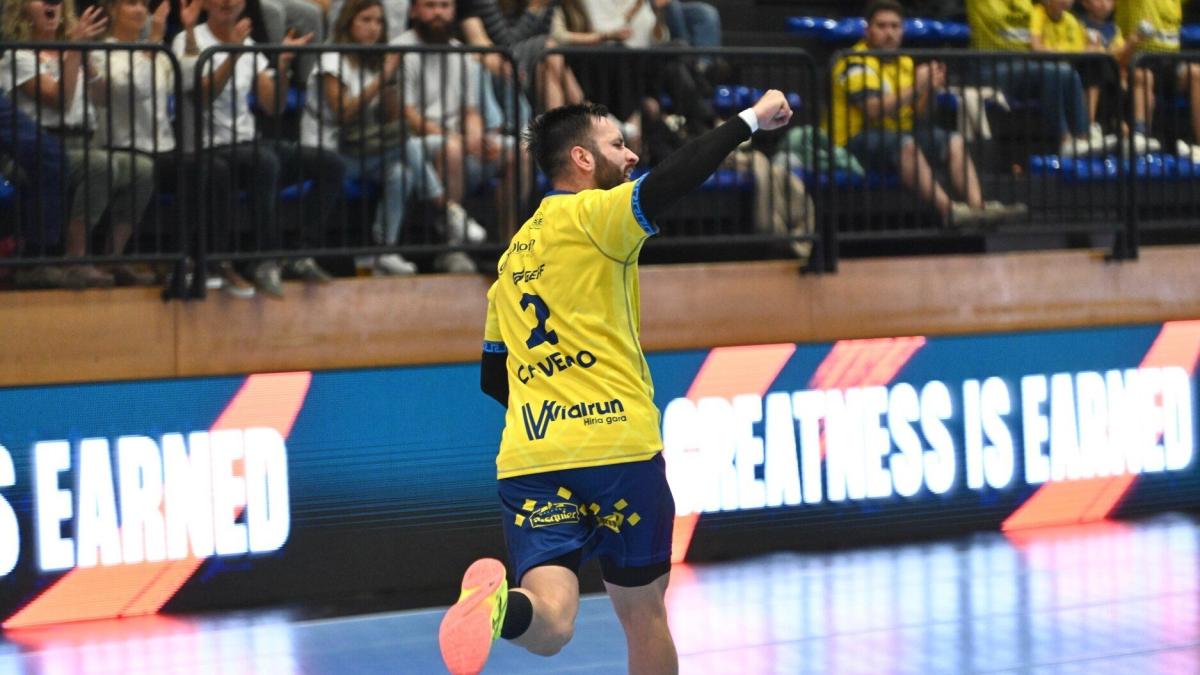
738;107;759;134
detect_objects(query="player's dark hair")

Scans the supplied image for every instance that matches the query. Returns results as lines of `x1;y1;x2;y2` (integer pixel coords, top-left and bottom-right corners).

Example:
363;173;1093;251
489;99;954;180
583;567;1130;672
522;103;611;181
864;0;903;23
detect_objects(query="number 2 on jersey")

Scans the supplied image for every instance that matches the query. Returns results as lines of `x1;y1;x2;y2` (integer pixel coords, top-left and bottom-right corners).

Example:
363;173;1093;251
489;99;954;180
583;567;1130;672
520;293;558;349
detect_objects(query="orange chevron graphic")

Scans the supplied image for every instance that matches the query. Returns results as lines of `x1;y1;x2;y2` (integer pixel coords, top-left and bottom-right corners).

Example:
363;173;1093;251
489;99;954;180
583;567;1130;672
1003;321;1200;531
3;371;312;629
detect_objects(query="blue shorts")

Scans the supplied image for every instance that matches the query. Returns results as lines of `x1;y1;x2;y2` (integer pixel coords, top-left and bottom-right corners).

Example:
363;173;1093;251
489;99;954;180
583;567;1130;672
498;453;675;584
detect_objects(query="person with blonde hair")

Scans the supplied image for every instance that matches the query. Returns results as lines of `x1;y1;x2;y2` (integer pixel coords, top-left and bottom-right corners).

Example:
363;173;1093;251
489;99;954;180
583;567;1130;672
1;0;155;287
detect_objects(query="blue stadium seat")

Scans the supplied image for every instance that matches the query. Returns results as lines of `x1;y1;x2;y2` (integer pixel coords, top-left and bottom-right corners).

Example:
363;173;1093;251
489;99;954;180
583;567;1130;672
247;87;307;115
785;16;838;39
1027;153;1200;181
0;176;14;204
279;179;314;200
1183;24;1200;48
787;16;969;45
343;178;380;201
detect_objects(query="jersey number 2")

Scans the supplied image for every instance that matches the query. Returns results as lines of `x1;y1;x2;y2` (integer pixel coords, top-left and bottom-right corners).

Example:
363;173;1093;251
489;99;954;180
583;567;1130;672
520;293;558;349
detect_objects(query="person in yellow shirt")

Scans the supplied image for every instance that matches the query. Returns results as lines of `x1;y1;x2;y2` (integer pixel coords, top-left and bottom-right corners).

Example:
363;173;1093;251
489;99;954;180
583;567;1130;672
1031;0;1143;150
437;92;795;675
1117;0;1200;157
967;0;1115;155
833;0;1022;225
1079;0;1142;135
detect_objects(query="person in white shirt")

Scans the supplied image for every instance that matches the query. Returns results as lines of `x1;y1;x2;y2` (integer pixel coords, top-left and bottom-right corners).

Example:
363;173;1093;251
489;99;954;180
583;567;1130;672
395;0;519;235
0;0;155;287
173;0;345;298
304;0;483;275
97;0;249;293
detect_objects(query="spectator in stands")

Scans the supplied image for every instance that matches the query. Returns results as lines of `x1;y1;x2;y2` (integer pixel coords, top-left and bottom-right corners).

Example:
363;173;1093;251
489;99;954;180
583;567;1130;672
327;0;406;39
1117;0;1200;158
99;0;246;292
173;0;345;297
1031;0;1141;150
0;93;68;288
306;0;483;275
657;0;720;50
1077;0;1140;140
394;0;511;253
1;0;157;288
459;0;587;111
551;0;715;156
967;0;1115;156
258;0;323;81
834;0;1023;225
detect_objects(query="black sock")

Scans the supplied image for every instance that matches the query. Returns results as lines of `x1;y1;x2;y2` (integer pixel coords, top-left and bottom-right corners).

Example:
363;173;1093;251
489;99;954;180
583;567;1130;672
499;590;533;640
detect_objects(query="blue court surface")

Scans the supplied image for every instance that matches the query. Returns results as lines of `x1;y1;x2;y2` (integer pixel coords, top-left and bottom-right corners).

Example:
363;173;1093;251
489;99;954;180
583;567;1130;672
2;512;1198;674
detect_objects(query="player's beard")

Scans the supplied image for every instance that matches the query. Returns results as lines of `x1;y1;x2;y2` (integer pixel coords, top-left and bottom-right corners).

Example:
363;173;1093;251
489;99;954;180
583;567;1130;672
411;16;453;43
594;153;627;190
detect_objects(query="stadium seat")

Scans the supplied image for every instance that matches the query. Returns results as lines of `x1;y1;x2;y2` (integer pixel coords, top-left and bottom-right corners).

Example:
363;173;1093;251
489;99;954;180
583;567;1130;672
786;16;970;46
1182;24;1200;48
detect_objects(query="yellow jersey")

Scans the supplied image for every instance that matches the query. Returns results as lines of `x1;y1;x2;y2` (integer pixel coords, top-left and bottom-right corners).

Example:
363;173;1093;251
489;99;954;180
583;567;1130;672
968;0;1033;50
484;178;663;479
1117;0;1183;53
830;41;915;147
1031;5;1087;52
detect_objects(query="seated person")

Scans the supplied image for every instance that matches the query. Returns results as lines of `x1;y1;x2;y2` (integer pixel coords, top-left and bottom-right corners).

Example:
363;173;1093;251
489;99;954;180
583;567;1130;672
304;0;482;275
833;0;1024;225
1078;0;1142;144
968;0;1115;156
173;0;345;298
394;0;517;236
1;0;155;288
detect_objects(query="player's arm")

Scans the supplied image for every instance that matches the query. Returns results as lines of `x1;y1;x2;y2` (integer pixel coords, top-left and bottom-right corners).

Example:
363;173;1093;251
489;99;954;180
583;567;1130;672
481;347;508;406
637;90;792;220
480;281;509;407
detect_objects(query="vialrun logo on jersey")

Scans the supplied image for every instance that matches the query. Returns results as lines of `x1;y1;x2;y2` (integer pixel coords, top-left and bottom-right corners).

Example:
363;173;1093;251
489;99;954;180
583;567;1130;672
521;398;626;440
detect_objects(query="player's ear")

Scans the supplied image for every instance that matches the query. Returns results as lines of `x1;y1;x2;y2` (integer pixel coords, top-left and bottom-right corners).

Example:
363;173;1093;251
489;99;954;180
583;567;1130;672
569;145;593;173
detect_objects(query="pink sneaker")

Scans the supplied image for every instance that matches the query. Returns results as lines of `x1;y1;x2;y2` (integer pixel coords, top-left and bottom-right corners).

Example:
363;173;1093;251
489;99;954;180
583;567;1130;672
438;558;508;675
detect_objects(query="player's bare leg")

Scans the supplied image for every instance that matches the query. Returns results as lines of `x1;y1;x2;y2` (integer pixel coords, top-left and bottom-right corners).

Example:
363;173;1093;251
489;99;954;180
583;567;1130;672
508;564;580;656
606;572;678;675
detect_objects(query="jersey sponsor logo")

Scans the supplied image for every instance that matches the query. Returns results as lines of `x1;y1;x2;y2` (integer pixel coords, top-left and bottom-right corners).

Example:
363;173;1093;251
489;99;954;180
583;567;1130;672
509;238;536;254
528;501;582;528
520;398;626;440
516;349;597;384
512;264;546;284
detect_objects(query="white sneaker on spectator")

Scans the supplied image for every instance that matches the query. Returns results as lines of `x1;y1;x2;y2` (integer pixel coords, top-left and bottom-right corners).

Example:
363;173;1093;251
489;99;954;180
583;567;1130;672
376;253;418;275
1060;136;1109;157
1176;139;1200;163
434;251;477;274
444;202;487;244
216;262;255;299
1132;132;1162;154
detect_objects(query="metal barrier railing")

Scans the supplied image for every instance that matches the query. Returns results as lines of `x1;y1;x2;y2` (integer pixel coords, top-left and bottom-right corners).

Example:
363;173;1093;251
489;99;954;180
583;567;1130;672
0;41;187;292
9;41;1200;294
535;45;829;272
1125;51;1200;247
825;49;1131;261
190;43;525;291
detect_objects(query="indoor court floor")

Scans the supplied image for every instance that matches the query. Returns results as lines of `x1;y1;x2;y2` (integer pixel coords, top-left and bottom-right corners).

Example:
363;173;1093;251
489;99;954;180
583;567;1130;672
1;512;1197;674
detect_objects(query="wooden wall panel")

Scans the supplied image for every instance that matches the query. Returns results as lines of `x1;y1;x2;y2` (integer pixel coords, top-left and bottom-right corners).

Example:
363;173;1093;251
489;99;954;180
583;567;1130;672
174;275;494;377
0;287;175;386
4;246;1200;387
